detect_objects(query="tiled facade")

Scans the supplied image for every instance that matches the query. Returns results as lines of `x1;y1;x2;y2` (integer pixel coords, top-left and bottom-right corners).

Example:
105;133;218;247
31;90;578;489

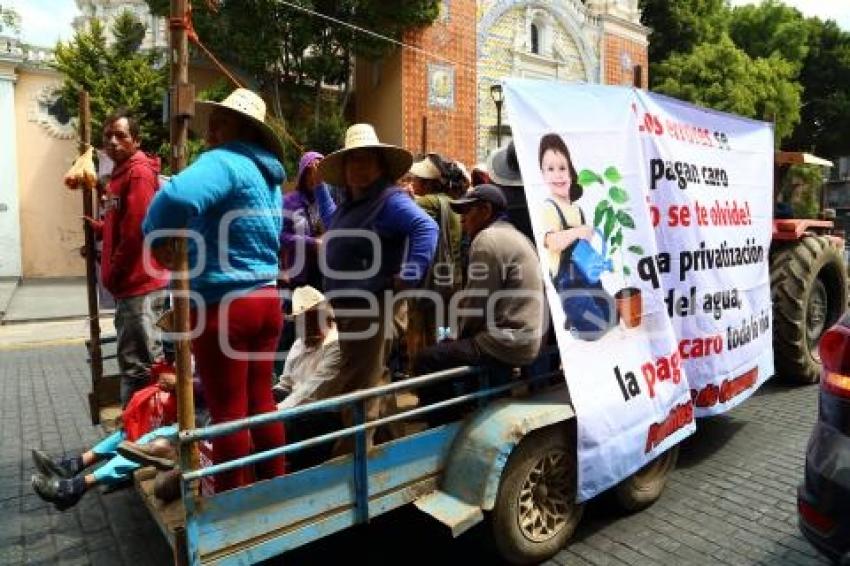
400;0;479;168
372;0;650;164
601;22;650;88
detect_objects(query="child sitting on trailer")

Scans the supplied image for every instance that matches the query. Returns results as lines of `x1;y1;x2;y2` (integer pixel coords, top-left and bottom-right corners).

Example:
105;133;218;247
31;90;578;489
29;357;202;510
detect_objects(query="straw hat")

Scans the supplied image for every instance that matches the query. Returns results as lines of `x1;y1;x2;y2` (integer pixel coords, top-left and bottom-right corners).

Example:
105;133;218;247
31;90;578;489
318;124;412;187
194;88;286;164
409;155;442;180
291;285;327;317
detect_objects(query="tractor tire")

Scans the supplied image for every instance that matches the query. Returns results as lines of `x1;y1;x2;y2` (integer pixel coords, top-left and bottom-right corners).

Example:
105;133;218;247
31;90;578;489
614;446;679;512
490;425;583;565
771;235;848;384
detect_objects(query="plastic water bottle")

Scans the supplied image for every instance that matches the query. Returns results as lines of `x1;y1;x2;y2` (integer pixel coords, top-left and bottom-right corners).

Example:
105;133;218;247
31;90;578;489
437;326;452;342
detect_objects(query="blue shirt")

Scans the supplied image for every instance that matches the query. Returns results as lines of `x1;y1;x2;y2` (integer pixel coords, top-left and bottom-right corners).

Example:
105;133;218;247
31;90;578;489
142;141;286;305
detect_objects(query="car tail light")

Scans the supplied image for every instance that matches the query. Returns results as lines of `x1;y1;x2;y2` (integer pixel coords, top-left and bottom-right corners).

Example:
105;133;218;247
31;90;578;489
824;372;850;399
798;498;836;534
819;321;850;399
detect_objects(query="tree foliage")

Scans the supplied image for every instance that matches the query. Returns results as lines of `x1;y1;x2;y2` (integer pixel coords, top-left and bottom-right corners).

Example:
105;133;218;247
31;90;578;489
52;12;168;158
787;18;850;156
728;0;810;70
638;0;729;63
144;0;437;92
643;0;850;151
143;0;438;169
653;35;802;142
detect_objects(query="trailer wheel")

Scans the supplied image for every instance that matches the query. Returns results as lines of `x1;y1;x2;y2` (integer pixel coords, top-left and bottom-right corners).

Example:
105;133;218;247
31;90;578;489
614;446;679;512
491;426;582;565
771;236;847;384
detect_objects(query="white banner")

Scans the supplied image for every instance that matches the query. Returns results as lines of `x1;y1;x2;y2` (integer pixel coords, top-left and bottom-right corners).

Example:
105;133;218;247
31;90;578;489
504;80;774;501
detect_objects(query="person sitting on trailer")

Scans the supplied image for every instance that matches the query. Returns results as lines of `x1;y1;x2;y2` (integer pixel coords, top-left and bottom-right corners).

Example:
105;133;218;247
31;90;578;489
83;107;170;406
143;88;287;493
273;286;342;470
274;285;341;409
30;360;184;510
414;184;544;415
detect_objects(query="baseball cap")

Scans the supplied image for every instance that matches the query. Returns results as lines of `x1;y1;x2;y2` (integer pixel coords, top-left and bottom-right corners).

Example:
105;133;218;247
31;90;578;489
449;183;508;213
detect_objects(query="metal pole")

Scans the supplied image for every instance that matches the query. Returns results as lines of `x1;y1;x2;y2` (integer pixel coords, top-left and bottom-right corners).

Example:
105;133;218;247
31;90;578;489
170;0;199;476
79;91;104;425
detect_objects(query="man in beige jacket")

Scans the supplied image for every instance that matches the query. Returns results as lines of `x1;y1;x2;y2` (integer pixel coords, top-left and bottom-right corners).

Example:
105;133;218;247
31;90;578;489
413;184;544;379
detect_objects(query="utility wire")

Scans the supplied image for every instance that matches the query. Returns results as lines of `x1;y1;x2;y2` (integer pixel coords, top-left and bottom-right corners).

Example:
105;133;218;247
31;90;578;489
275;0;476;72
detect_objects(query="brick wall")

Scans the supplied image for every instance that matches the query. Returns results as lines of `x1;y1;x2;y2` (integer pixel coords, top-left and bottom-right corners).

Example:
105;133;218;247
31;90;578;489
400;0;477;167
602;33;648;88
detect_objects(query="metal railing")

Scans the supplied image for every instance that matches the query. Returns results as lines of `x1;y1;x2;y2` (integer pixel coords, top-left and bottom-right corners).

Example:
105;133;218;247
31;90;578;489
173;352;561;525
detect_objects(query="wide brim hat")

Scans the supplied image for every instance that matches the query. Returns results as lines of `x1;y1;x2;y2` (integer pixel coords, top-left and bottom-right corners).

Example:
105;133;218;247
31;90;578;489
291;285;327;317
194;88;286;164
318;123;413;187
409;155;441;180
487;141;523;187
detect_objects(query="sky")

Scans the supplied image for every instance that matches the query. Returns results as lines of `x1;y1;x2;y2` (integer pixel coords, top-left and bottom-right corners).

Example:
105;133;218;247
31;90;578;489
4;0;80;46
4;0;849;47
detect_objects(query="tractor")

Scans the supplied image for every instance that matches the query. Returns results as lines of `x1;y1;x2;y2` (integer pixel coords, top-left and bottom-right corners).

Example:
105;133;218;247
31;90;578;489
771;151;849;383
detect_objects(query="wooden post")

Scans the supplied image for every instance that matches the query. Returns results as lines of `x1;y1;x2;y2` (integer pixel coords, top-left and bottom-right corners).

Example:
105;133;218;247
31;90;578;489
170;0;199;475
79;91;104;425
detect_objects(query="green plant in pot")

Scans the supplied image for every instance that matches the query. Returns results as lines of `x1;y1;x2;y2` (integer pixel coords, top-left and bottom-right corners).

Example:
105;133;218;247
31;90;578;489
578;165;644;328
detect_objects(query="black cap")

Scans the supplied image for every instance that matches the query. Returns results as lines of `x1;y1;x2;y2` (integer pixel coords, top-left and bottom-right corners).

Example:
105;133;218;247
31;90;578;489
449;183;508;213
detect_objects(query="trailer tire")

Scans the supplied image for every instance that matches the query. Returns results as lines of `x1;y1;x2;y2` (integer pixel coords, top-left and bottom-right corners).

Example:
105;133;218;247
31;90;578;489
614;446;679;512
491;425;582;565
771;236;847;384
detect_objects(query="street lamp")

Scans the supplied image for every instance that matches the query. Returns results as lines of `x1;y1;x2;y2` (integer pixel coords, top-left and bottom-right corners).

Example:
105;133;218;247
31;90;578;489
490;83;504;148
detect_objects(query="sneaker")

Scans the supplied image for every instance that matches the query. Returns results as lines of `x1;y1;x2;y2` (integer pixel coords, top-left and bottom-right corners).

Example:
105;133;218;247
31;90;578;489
31;449;80;480
31;474;86;511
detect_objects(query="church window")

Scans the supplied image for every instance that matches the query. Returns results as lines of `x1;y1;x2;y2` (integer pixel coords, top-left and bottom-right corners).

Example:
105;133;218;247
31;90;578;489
530;23;540;54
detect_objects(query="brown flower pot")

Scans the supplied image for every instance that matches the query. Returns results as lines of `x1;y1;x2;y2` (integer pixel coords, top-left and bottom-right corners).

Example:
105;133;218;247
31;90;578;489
615;287;642;328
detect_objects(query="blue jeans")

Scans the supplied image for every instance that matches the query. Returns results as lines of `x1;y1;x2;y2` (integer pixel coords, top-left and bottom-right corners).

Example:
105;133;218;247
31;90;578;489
91;425;177;485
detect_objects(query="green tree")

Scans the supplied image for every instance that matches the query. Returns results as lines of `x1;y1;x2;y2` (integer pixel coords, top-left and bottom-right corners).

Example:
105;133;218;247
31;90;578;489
639;0;729;64
728;0;810;71
144;0;438;162
0;4;20;34
111;9;147;57
653;35;802;142
52;12;168;160
786;18;850;157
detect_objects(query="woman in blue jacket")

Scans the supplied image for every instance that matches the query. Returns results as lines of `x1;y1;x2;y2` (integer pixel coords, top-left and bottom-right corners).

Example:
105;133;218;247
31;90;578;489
318;123;438;449
143;89;287;492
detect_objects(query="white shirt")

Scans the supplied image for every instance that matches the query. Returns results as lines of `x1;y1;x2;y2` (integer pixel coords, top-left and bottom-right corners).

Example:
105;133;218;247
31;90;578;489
277;328;341;410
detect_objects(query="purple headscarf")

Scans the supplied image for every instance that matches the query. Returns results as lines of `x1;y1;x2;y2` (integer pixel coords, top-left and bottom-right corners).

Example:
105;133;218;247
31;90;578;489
295;151;324;191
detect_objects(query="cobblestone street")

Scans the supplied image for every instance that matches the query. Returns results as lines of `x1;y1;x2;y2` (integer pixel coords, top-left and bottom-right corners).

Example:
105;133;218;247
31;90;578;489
0;344;832;565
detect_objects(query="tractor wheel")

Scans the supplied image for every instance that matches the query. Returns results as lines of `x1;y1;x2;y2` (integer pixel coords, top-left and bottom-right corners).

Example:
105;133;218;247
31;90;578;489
771;236;848;384
614;446;679;512
490;426;583;565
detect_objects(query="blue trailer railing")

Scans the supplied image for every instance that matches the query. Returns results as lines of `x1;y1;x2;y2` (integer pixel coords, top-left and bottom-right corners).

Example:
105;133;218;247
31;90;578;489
146;354;565;565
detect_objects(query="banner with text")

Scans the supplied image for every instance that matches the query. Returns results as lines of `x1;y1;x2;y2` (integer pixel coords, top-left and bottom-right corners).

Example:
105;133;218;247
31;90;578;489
504;80;774;501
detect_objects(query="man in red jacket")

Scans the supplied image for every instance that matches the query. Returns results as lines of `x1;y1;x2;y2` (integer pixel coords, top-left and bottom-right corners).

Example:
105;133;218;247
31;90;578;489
87;108;170;405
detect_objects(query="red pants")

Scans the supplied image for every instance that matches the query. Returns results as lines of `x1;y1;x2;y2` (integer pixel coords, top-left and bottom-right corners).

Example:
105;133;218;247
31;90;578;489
192;286;285;492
